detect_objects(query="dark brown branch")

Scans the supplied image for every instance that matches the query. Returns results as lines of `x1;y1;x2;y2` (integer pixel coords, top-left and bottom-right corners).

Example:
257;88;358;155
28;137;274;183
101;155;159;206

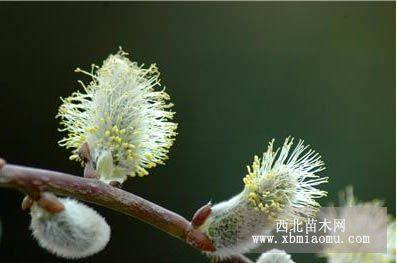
0;160;215;252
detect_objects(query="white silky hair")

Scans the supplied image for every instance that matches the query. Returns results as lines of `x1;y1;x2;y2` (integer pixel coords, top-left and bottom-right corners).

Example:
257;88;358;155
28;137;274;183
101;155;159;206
30;198;110;259
257;249;295;263
202;192;273;260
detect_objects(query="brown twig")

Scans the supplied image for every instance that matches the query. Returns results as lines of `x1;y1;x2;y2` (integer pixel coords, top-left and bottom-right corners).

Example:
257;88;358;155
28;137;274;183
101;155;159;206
0;159;254;262
0;160;214;252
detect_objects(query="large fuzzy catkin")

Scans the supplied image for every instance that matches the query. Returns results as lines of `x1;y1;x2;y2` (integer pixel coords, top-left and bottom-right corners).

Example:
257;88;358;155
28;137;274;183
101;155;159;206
57;48;177;183
30;198;110;259
201;137;328;260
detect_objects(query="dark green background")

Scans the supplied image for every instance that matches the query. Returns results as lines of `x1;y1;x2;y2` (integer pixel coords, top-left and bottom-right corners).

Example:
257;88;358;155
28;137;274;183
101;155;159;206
0;2;395;263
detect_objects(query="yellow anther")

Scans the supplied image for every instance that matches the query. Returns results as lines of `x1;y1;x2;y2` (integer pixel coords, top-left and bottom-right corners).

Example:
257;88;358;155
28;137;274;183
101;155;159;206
137;167;149;177
86;125;99;133
266;173;274;180
69;154;79;161
148;162;157;168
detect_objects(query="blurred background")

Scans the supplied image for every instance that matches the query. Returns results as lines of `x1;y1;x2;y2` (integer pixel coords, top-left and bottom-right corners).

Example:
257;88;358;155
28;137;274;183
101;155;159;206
0;2;395;262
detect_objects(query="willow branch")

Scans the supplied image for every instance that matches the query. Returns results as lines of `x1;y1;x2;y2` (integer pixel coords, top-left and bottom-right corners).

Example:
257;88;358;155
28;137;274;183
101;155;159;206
0;159;214;252
223;255;253;263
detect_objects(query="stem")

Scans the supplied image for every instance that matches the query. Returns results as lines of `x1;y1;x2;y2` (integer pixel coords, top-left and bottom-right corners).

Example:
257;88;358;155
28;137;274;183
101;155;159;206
0;161;215;252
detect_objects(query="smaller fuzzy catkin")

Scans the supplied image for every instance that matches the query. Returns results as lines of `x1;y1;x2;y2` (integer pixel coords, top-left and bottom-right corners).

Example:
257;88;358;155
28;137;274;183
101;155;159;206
201;137;328;260
30;198;110;259
320;187;396;263
256;249;295;263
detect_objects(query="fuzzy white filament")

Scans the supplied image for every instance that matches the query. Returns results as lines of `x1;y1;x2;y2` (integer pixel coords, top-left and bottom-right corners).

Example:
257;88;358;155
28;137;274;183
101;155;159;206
30;198;111;259
256;249;295;263
57;48;177;183
201;137;328;259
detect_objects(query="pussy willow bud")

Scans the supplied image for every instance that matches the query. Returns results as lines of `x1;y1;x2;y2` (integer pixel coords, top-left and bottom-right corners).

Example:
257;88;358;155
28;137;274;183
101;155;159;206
30;198;110;259
256;249;295;263
57;48;177;183
200;137;328;260
320;187;396;263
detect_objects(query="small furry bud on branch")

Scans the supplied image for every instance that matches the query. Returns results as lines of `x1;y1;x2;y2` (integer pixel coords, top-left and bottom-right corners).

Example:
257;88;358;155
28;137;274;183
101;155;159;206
30;198;111;259
200;137;328;260
256;249;295;263
57;48;177;183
